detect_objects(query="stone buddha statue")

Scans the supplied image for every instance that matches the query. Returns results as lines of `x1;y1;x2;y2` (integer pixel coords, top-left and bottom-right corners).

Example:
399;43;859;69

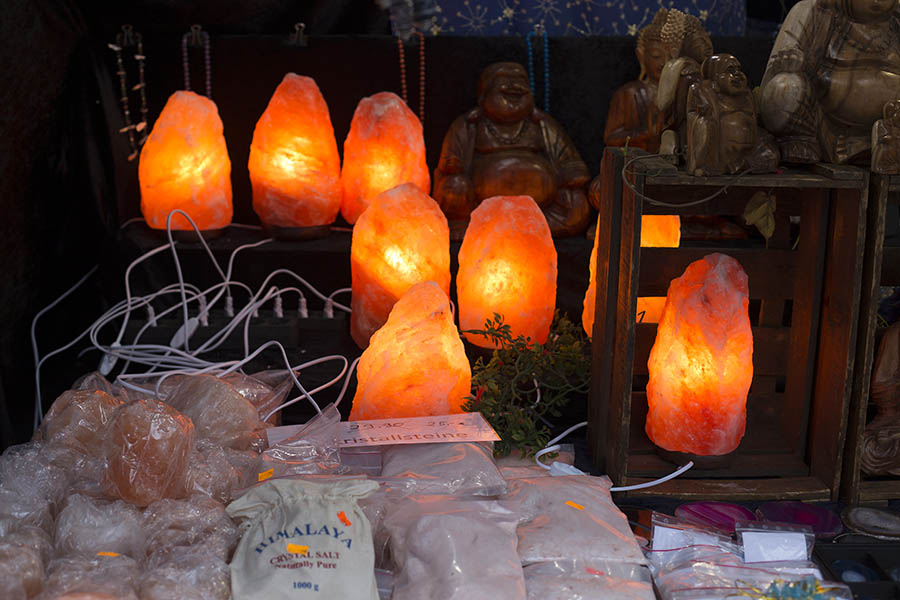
604;8;713;154
686;54;780;176
433;62;591;239
873;99;900;174
759;0;900;165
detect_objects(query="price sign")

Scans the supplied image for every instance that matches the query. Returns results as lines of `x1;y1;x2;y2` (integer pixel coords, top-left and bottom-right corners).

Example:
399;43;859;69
266;412;500;448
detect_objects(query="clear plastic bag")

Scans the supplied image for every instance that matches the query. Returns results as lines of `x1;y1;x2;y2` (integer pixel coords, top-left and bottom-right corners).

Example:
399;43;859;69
224;370;293;427
54;494;145;560
505;475;645;566
255;403;348;480
734;520;815;563
38;553;141;599
142;496;238;566
102;399;194;507
496;445;575;481
380;442;507;496
183;439;258;504
375;568;394;600
36;390;123;455
0;442;70;514
167;374;266;451
651;513;733;552
0;525;53;597
384;495;526;600
0;570;26;600
138;554;230;600
523;560;655;600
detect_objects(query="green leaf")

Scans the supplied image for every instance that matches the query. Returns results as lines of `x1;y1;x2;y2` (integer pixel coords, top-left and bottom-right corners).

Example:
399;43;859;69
743;191;776;240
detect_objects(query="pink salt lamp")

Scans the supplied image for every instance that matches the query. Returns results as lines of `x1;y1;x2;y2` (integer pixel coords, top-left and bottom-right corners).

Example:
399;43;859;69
340;92;430;224
249;73;341;228
458;195;557;349
583;215;681;336
646;253;753;456
350;281;471;420
350;183;450;349
139;90;232;231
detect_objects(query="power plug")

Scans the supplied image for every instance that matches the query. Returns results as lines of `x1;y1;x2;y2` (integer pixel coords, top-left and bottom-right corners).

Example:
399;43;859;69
549;462;586;476
99;341;121;375
298;296;308;318
169;316;199;349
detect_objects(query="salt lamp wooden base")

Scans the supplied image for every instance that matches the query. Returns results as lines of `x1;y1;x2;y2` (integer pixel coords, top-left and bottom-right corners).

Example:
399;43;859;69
164;227;226;242
656;447;734;470
263;224;331;241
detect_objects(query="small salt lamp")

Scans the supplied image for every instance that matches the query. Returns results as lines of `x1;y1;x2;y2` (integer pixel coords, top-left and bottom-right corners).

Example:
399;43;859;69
350;183;450;348
340;92;430;224
458;195;557;349
249;73;341;229
582;215;681;336
646;253;753;456
139;90;232;230
350;281;471;420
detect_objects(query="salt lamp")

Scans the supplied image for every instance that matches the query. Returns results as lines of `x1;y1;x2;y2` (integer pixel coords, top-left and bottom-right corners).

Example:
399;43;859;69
350;281;470;420
350;183;450;348
340;92;429;224
582;215;681;336
646;253;753;456
139;90;232;231
249;74;341;229
458;195;557;348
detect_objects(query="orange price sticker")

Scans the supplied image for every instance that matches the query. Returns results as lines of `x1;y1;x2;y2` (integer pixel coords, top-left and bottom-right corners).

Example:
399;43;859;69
337;511;352;526
585;567;606;576
96;552;120;557
286;543;309;555
565;501;584;510
258;468;274;482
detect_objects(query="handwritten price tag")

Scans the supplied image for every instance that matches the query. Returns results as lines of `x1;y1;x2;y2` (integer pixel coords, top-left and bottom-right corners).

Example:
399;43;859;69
266;412;500;448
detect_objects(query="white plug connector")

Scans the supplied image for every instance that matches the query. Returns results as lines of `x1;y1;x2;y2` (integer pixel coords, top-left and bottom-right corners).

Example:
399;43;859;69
323;299;334;318
298;296;308;319
197;296;209;327
224;295;235;318
99;341;121;375
169;316;199;349
273;296;284;319
146;305;157;327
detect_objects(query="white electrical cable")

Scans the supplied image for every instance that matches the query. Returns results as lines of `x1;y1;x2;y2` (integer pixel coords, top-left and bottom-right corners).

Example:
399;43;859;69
333;356;361;409
31;265;99;429
609;462;694;492
534;421;587;470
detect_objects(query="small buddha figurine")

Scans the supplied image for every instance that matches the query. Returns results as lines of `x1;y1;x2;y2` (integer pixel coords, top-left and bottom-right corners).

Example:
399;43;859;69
433;62;591;239
861;320;900;476
759;0;900;164
872;100;900;175
604;8;713;154
685;54;780;176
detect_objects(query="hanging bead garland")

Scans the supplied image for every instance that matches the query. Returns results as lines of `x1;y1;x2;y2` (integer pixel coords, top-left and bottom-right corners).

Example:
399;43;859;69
181;24;212;98
396;32;426;124
108;24;148;161
526;24;550;113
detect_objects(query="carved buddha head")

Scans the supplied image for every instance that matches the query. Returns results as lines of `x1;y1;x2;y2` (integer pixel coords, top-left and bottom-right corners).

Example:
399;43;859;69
703;54;748;96
637;10;673;83
477;62;534;124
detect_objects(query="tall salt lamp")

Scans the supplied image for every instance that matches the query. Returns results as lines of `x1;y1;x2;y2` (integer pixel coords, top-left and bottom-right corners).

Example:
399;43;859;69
350;281;471;420
458;195;557;349
350;183;450;349
249;73;341;234
139;90;232;231
646;253;753;457
340;92;430;224
582;215;681;336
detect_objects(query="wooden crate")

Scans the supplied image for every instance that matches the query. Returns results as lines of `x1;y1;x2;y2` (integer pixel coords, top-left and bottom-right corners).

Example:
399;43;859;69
842;173;900;504
588;147;870;500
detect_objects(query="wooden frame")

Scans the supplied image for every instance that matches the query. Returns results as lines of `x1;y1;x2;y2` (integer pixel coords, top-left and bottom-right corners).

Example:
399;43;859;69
842;173;899;504
589;148;870;500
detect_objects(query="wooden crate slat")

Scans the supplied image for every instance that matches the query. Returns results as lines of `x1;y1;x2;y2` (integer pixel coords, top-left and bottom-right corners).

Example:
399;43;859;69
632;324;789;376
637;248;796;298
858;480;900;502
615;476;832;501
627;452;809;479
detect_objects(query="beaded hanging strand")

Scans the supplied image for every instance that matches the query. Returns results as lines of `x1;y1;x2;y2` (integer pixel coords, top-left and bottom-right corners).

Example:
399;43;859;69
525;24;550;113
397;32;426;123
109;25;148;161
181;24;212;98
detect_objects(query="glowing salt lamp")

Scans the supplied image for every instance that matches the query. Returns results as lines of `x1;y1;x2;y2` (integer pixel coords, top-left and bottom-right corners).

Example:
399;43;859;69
646;253;753;456
350;281;471;420
458;195;557;349
249;73;341;228
139;90;232;230
350;183;450;348
340;92;430;224
582;215;681;336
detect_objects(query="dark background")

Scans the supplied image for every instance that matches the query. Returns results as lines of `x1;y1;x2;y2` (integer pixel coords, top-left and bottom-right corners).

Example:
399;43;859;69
0;0;796;450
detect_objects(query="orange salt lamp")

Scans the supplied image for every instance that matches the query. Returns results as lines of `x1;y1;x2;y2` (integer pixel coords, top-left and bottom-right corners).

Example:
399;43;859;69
458;195;557;349
249;73;341;229
350;183;450;348
139;90;232;230
646;253;753;456
340;92;430;224
350;281;471;420
582;215;681;336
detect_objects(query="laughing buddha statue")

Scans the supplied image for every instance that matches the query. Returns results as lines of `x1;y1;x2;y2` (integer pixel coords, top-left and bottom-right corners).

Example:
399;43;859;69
759;0;900;164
